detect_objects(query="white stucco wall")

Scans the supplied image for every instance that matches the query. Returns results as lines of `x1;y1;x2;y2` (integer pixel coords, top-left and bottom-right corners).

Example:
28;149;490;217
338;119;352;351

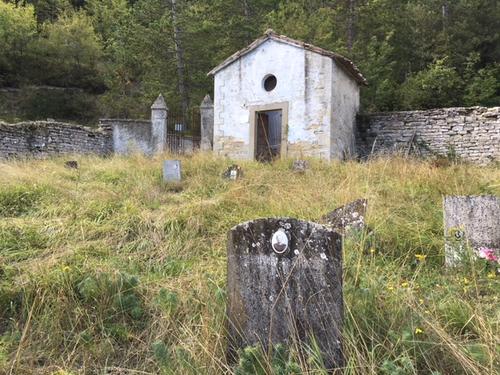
330;62;360;159
213;39;334;160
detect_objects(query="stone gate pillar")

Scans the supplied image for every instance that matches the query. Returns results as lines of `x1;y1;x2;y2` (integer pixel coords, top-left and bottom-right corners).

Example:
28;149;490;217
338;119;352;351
151;94;168;154
227;217;344;370
200;94;214;151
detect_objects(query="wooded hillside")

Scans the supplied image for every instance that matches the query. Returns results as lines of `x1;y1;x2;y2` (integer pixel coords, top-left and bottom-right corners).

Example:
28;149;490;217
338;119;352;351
1;0;499;122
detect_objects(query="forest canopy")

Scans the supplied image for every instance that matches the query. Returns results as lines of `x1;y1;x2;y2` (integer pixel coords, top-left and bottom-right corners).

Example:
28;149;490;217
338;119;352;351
0;0;499;122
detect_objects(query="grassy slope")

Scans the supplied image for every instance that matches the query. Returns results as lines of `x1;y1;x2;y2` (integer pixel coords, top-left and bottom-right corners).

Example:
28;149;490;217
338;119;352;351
0;154;498;374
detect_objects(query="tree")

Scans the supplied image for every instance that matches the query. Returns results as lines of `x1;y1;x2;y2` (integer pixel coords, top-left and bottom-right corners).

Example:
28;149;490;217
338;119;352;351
170;0;189;121
463;53;500;106
34;11;104;91
401;58;462;109
0;2;37;86
22;0;72;23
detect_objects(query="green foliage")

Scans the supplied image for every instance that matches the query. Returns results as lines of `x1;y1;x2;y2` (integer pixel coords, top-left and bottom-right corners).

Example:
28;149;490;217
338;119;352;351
380;355;416;375
156;288;179;315
0;331;20;368
0;154;499;373
1;0;500;120
20;87;100;122
0;184;48;217
235;344;301;375
401;58;462;109
0;223;48;261
356;33;399;112
152;340;172;371
463;54;500;107
465;343;491;365
77;272;144;320
28;0;73;23
35;11;104;91
0;2;37;86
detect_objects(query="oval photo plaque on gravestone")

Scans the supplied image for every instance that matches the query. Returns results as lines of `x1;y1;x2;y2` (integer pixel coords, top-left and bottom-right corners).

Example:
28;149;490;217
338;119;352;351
271;229;289;254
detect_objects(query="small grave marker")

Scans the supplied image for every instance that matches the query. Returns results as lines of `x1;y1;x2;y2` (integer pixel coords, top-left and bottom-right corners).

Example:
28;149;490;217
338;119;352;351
321;199;368;235
292;159;309;173
227;217;344;370
64;160;78;169
163;160;182;182
223;164;243;180
443;195;499;266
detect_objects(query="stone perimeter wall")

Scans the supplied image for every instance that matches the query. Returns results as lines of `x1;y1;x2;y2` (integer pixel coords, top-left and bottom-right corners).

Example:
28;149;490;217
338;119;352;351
1;106;499;163
0;121;112;158
0;118;199;158
356;107;500;164
98;119;153;155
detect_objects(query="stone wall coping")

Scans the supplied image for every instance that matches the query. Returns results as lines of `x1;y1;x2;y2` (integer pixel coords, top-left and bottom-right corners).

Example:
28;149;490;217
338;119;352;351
99;118;150;123
0;120;107;133
359;106;499;118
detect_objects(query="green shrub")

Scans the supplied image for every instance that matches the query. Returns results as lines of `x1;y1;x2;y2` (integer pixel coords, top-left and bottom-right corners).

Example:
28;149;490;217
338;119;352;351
156;288;179;315
401;58;462;109
380;355;416;375
235;344;302;375
77;272;144;321
152;340;171;370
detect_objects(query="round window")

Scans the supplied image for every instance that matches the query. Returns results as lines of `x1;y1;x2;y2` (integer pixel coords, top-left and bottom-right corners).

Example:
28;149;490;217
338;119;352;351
263;74;277;92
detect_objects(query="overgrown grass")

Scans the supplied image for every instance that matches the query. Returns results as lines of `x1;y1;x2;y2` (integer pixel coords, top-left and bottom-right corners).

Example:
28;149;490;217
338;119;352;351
0;153;498;374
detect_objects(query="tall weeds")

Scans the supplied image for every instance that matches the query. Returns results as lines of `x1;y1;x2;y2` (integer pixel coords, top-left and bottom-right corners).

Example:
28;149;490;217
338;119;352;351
0;154;498;374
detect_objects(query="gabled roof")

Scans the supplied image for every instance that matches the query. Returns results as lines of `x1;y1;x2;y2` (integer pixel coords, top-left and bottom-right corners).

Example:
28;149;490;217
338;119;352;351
208;29;367;86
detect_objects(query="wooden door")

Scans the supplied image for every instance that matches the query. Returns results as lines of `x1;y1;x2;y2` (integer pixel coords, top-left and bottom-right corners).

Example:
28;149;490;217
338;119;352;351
256;112;272;162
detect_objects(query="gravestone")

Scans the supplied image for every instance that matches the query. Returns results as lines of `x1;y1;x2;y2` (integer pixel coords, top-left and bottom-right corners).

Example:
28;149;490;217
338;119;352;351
227;218;344;370
292;159;309;173
64;160;78;169
321;199;368;235
222;164;243;180
200;95;214;151
443;195;500;266
163;160;182;182
151;94;168;154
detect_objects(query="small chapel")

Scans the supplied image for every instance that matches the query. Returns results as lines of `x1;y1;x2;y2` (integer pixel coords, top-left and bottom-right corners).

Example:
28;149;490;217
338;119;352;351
208;29;367;161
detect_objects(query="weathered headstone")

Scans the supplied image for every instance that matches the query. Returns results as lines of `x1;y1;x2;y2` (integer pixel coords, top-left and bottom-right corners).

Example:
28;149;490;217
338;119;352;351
163;160;182;182
321;199;368;235
222;164;243;180
200;95;214;151
227;218;343;370
64;160;78;169
151;94;168;154
443;195;500;266
292;159;309;173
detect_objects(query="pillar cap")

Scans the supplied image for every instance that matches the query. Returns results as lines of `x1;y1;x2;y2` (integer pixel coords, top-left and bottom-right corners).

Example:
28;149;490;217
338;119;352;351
200;94;213;108
151;94;168;110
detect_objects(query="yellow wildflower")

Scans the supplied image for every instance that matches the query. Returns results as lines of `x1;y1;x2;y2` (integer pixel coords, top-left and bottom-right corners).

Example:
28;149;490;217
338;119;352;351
415;254;427;262
419;298;424;304
487;272;496;279
414;327;424;334
401;281;409;288
370;248;376;254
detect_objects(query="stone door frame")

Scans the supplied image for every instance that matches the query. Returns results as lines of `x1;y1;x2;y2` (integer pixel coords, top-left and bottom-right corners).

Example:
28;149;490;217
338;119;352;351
248;102;289;160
